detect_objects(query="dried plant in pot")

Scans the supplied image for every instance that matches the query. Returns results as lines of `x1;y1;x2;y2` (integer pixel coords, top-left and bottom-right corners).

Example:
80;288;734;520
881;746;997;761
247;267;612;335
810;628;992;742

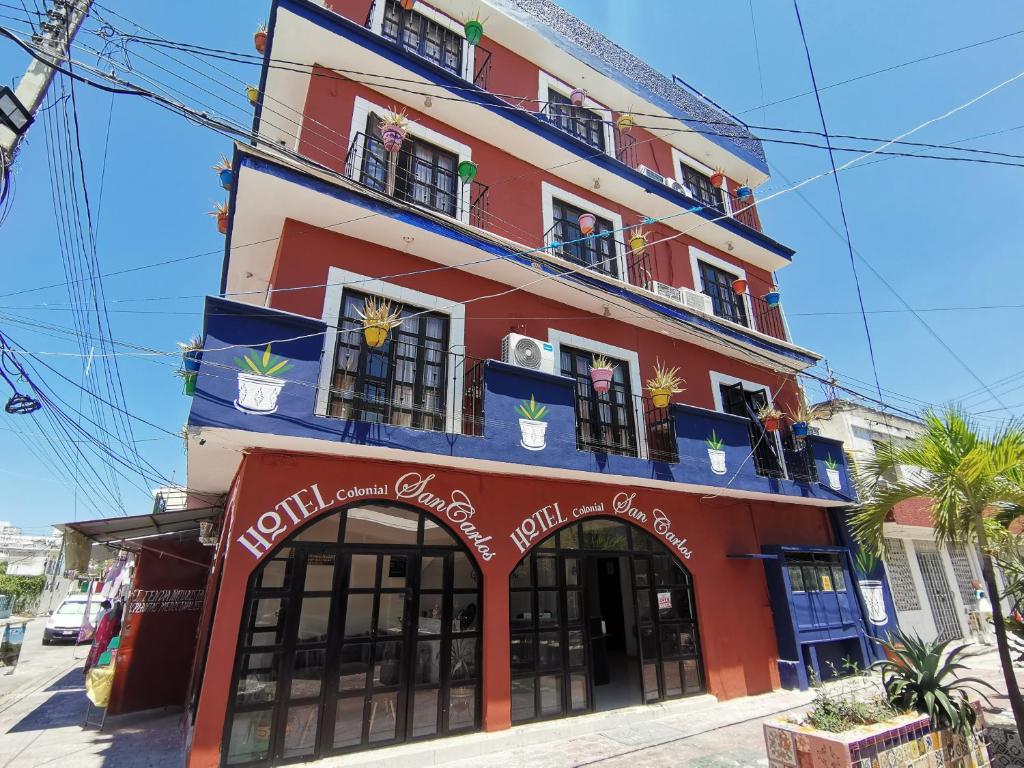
628;226;648;255
570;87;587;106
646;360;684;408
208;202;229;234
254;22;267;54
379;109;409;154
709;168;725;189
757;404;782;432
588;354;616;394
462;12;485;45
245;85;259;105
213;155;232;190
356;296;404;348
785;392;821;438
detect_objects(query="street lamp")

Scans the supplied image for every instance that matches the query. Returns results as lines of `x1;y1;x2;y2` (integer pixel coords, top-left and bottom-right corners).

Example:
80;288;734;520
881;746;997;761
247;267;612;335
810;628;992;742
0;87;32;136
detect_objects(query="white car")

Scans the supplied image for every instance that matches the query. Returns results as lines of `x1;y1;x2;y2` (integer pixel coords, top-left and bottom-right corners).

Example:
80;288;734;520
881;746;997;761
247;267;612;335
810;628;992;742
42;596;104;645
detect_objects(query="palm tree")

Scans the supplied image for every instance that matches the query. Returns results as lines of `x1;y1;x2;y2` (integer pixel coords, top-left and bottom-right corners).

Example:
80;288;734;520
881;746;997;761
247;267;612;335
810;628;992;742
850;407;1024;735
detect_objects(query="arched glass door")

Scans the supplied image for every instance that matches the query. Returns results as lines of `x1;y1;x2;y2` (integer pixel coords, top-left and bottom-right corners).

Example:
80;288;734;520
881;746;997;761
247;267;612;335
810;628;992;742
224;503;482;766
509;517;702;724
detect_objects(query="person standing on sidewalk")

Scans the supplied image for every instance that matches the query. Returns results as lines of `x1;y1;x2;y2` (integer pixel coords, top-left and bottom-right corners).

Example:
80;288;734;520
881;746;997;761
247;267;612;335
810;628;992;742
971;579;994;646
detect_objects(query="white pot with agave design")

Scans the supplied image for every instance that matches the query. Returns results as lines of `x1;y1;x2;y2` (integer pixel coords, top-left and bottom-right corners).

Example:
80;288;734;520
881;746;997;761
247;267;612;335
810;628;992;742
824;455;842;490
235;344;293;415
854;550;889;627
705;430;727;475
516;395;548;451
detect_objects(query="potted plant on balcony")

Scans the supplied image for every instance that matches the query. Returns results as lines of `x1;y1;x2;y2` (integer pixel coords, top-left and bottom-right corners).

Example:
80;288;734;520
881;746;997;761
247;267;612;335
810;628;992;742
178;335;202;396
785;393;818;439
757;404;782;432
379;109;408;154
570;87;587;106
824;454;842;490
646;360;684;408
457;159;478;184
208;202;229;234
254;22;268;54
731;277;747;295
245;85;259;105
588;354;616;394
213;155;232;191
234;344;293;415
706;431;727;475
628;226;648;254
462;12;484;46
516;395;548;451
356;296;404;348
577;212;596;235
617;112;635;133
736;182;752;199
709;169;725;189
763;288;781;307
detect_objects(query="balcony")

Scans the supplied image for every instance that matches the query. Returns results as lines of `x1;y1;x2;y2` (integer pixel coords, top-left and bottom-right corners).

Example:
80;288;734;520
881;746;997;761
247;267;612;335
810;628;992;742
188;298;849;504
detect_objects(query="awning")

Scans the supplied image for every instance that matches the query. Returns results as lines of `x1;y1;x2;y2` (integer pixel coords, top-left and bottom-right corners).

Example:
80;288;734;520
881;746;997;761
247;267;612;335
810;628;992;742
57;506;222;549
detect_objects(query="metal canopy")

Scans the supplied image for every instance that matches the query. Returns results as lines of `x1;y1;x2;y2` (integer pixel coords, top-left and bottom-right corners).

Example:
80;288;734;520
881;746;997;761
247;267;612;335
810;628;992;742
57;507;221;547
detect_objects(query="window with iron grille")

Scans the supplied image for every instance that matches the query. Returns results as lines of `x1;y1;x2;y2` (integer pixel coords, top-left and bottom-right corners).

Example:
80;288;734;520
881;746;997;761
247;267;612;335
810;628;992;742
546;89;606;152
946;543;978;606
883;538;921;611
560;346;636;457
550;198;618;279
361;115;459;218
719;382;783;478
698;260;749;327
327;290;450;431
680;164;724;213
381;0;463;76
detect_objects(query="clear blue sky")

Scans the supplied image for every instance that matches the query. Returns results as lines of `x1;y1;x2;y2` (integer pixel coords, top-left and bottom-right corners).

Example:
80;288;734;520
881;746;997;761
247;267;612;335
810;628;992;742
0;0;1022;530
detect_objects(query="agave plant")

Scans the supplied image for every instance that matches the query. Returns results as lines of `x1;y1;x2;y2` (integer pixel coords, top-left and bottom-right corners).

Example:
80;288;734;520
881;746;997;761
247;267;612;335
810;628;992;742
705;431;724;451
516;395;547;422
235;344;293;378
853;547;878;577
879;631;994;737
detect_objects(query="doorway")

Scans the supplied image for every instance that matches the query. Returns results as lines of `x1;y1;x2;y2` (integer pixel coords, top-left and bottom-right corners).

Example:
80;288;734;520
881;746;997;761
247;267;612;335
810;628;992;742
915;545;962;642
224;503;482;766
509;517;703;725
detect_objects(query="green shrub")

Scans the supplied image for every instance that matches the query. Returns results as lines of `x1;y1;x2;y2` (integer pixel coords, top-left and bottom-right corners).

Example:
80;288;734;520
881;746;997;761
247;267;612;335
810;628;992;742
803;660;897;733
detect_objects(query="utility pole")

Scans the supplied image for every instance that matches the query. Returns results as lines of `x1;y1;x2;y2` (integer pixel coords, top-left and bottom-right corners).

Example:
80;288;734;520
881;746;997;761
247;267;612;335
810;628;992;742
0;0;93;160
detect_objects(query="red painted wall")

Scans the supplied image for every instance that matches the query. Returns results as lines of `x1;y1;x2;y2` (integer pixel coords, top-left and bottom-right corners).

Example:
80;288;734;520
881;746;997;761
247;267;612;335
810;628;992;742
108;539;212;716
186;449;833;767
268;218;798;413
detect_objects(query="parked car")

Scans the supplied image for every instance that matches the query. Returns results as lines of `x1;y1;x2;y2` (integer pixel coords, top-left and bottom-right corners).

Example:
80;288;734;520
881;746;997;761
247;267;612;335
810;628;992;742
42;596;104;645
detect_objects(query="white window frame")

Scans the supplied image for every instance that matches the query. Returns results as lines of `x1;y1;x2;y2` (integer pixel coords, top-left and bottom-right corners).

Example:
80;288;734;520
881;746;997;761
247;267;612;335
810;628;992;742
541;181;627;282
671;147;732;216
316;266;467;434
709;370;787;479
368;0;476;82
547;329;648;459
688;246;753;328
538;70;616;158
347;96;473;225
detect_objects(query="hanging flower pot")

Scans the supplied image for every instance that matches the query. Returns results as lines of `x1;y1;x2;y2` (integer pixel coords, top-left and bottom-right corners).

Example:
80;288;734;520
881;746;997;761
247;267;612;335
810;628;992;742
646;360;685;409
209;203;229;234
357;296;403;349
758;405;782;432
736;184;752;199
616;113;635;133
183;373;197;396
213;155;233;190
457;159;478;184
791;421;809;437
763;290;781;307
400;0;416;9
710;170;725;189
379;109;408;153
570;87;587;107
589;354;616;394
254;23;267;54
463;15;484;46
179;335;203;374
628;226;647;254
578;212;596;235
731;277;747;295
245;85;259;105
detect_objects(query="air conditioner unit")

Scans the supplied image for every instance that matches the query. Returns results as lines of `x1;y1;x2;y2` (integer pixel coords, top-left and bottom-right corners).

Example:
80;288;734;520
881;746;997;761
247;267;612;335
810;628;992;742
501;333;556;375
648;281;714;315
636;165;666;185
667;179;689;196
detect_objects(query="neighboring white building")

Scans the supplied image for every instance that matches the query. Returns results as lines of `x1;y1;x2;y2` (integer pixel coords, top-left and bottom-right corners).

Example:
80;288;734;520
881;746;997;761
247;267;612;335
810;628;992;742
812;400;989;643
0;521;61;577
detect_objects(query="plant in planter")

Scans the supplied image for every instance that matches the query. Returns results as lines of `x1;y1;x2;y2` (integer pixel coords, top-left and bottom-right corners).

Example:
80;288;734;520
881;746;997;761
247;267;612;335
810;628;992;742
208;202;229;234
516;395;548;451
731;277;747;295
763;288;781;307
709;169;725;189
245;85;259;105
233;344;293;415
706;431;726;475
570;87;586;106
213;155;233;190
628;226;647;254
588;354;616;394
457;159;478;184
177;335;203;396
616;112;635;133
356;296;404;348
646;360;684;408
378;109;409;153
785;393;820;439
577;212;596;235
824;454;842;490
757;404;782;432
254;22;267;54
462;12;485;45
736;182;752;199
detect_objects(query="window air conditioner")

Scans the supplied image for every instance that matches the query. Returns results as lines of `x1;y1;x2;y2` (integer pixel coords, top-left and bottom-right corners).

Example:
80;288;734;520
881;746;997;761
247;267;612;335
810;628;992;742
500;333;556;375
636;165;666;185
648;281;714;314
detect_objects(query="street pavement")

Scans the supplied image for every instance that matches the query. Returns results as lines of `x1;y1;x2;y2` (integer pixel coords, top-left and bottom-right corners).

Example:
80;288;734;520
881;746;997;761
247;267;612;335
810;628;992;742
0;619;1019;768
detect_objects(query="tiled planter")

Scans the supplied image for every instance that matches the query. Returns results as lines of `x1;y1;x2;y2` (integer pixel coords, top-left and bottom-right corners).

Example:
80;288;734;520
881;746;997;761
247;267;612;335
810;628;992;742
764;710;990;768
